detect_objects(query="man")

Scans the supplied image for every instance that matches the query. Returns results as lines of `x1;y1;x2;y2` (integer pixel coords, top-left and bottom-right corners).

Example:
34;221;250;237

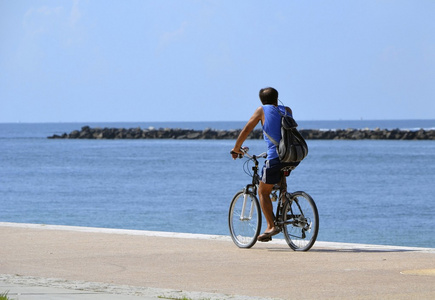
231;87;295;242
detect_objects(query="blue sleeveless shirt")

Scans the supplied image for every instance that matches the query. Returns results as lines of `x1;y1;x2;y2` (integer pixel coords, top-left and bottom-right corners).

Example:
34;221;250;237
262;105;291;160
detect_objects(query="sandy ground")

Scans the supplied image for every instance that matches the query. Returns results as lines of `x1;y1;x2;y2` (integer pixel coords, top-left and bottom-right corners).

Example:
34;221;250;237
1;222;434;299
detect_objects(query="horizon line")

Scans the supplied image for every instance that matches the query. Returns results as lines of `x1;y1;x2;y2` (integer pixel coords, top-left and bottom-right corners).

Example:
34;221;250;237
1;118;435;124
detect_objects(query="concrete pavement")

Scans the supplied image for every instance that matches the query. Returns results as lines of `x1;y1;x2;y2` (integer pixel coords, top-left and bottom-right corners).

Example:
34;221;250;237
1;222;434;300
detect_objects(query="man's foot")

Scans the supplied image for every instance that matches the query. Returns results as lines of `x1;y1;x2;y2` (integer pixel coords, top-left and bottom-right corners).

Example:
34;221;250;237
257;227;281;242
258;236;272;242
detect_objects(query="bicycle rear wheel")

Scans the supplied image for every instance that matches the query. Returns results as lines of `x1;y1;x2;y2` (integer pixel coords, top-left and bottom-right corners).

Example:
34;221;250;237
282;191;319;251
228;190;262;248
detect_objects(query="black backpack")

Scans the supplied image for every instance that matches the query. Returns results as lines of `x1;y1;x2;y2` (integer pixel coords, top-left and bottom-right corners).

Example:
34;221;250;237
263;110;308;163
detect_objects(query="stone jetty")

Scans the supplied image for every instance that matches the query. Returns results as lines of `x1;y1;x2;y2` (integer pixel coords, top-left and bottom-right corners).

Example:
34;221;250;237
48;126;435;140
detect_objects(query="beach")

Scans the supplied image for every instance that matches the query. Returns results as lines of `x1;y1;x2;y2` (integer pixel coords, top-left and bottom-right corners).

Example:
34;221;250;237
1;222;434;299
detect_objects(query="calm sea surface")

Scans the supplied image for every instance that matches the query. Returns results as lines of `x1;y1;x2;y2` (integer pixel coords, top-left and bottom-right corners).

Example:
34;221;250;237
1;120;434;248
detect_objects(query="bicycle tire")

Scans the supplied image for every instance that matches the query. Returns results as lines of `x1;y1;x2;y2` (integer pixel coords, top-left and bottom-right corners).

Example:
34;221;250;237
228;190;262;248
282;191;319;251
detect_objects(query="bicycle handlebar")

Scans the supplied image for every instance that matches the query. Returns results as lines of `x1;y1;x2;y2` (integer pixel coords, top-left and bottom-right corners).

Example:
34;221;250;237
231;146;267;160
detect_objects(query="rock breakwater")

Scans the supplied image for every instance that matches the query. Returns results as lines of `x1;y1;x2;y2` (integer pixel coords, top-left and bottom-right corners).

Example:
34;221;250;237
48;126;435;140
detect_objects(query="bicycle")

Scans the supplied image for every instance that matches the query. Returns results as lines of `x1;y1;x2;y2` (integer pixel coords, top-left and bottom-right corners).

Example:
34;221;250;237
228;147;319;251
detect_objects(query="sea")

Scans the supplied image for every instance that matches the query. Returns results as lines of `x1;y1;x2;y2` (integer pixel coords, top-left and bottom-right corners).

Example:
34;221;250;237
1;120;434;248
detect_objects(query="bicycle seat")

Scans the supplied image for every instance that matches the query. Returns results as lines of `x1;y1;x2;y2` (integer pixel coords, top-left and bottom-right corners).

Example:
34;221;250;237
281;165;296;176
281;165;296;171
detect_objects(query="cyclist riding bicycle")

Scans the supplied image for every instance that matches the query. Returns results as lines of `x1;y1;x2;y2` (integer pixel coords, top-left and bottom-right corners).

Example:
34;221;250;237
231;87;299;242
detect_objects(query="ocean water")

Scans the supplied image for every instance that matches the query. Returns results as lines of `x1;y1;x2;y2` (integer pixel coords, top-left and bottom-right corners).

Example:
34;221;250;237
1;121;434;248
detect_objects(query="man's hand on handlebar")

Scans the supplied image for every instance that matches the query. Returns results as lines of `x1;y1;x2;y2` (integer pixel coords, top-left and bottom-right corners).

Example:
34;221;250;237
230;149;243;160
230;146;249;160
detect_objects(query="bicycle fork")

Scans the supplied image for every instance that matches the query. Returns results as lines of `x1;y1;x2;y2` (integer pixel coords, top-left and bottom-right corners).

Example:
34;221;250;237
239;192;255;221
240;184;256;221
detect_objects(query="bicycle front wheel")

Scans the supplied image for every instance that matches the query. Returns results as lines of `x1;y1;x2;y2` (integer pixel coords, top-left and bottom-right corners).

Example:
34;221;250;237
228;190;262;248
282;191;319;251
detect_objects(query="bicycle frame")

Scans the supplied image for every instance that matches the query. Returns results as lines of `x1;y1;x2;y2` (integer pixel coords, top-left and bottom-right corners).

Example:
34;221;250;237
241;149;291;228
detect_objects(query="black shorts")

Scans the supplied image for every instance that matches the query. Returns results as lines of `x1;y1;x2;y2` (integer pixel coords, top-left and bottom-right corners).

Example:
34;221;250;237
260;158;299;184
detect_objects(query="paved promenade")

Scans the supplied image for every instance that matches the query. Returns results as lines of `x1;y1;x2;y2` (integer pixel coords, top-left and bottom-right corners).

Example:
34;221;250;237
1;222;434;299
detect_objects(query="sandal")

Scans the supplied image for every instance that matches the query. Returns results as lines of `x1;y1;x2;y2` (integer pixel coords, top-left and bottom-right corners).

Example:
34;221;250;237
257;227;281;242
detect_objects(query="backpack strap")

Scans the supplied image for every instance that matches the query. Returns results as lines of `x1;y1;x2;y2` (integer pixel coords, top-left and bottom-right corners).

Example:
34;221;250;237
262;105;290;146
263;129;279;146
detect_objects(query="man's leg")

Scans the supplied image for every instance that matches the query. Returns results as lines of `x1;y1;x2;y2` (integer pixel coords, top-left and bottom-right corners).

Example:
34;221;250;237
258;181;276;233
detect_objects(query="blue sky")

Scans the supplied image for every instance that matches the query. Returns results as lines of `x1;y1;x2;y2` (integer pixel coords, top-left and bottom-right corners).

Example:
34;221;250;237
1;0;434;123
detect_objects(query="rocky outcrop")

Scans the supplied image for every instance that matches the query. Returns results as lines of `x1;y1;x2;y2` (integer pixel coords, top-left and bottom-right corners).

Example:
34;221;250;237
48;126;435;140
300;128;435;140
48;126;260;140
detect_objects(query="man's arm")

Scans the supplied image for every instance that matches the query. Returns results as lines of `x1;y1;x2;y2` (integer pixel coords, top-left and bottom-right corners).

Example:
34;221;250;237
231;107;264;158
